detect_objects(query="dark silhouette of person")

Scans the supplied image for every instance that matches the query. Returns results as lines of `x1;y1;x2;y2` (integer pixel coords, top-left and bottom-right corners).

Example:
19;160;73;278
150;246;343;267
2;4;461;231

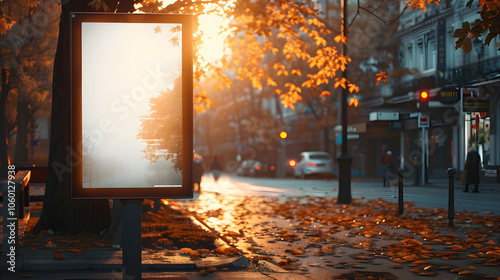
379;145;393;187
464;146;481;192
193;153;204;192
210;156;223;182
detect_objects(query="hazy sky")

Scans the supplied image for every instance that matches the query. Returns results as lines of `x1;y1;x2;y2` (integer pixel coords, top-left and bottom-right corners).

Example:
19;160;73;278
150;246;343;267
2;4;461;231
81;22;182;188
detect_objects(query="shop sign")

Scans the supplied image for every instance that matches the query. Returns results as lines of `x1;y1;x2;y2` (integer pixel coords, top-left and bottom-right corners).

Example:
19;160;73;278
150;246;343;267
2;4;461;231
347;123;366;133
463;97;490;112
438;87;460;104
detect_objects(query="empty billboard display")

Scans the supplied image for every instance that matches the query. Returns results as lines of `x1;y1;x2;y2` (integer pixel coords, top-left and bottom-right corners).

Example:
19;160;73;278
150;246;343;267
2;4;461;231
71;13;193;198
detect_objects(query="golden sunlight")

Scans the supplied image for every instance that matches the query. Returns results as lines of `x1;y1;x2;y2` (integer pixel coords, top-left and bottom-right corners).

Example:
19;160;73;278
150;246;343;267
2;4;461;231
196;2;236;66
135;1;235;66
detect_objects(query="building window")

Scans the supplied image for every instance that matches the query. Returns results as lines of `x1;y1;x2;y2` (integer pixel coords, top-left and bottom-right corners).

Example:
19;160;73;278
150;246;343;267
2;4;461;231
428;41;436;69
406;43;413;68
417;40;424;70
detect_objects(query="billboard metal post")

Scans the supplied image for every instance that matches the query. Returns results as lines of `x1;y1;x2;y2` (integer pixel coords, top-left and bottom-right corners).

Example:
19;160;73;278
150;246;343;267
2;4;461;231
122;199;143;280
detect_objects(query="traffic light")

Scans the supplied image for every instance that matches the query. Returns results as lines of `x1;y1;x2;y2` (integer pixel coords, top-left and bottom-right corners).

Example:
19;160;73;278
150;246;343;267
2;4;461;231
417;90;429;111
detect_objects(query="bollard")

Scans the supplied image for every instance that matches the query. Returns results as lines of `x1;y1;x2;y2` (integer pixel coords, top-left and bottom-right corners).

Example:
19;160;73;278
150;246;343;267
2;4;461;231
398;169;404;215
446;168;456;227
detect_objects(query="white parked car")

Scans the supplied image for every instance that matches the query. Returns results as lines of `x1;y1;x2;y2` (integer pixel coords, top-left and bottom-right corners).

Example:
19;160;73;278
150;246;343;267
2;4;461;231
292;151;335;179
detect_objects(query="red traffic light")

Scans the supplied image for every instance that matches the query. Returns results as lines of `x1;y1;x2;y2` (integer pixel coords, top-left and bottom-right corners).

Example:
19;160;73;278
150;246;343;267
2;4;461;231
420;91;429;100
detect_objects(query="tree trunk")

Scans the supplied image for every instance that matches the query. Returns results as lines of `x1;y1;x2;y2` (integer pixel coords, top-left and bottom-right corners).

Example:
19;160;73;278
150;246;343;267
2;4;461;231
0;68;11;178
33;0;111;235
14;98;29;165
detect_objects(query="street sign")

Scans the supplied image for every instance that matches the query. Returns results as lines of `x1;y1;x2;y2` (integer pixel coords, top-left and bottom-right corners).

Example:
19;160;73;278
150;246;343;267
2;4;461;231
71;13;193;199
463;97;490;112
438;87;460;104
418;114;429;128
369;112;399;121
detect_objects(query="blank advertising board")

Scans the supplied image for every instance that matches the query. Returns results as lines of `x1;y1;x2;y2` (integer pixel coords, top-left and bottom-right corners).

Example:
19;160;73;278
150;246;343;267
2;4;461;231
71;13;193;199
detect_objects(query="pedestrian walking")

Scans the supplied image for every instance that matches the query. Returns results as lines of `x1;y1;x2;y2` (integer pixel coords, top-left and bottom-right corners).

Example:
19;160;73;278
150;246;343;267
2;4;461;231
193;152;204;192
379;145;393;187
464;146;481;192
210;156;223;182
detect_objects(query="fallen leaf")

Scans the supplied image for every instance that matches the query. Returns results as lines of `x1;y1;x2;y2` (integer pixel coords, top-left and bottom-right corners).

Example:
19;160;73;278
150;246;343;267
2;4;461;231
252;256;260;263
291;249;303;255
52;251;65;260
390;264;403;269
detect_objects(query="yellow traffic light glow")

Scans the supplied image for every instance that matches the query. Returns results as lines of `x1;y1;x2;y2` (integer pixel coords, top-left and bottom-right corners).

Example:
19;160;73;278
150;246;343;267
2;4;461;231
280;131;288;139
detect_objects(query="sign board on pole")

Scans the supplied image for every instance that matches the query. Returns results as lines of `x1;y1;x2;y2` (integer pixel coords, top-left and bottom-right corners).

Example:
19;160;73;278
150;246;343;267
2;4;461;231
71;13;193;199
418;114;429;128
369;112;399;121
438;87;460;104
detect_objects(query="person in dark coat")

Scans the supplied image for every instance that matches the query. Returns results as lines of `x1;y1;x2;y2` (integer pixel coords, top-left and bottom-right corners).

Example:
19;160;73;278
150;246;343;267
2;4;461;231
464;146;481;192
193;153;204;192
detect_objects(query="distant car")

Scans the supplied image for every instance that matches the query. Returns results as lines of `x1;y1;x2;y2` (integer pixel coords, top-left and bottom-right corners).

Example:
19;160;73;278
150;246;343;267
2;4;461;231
292;151;335;179
253;161;276;177
237;160;276;177
237;160;258;177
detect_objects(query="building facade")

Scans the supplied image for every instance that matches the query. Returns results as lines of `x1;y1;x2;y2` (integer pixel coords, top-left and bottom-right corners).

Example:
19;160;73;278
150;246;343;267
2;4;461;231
363;0;500;181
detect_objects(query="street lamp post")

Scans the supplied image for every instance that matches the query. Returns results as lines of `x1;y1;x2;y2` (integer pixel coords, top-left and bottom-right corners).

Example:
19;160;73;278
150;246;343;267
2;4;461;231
337;0;352;204
280;131;288;178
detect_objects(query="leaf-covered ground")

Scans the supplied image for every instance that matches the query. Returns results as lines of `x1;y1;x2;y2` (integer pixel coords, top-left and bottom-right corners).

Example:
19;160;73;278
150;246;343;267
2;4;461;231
19;200;224;257
16;193;500;279
172;192;500;279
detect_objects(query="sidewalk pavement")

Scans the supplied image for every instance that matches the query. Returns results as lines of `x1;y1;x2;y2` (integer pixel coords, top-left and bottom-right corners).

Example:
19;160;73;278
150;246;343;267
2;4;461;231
1;197;250;279
1;178;499;279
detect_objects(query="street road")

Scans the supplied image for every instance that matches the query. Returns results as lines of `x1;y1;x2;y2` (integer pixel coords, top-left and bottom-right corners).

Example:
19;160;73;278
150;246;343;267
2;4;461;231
197;173;500;215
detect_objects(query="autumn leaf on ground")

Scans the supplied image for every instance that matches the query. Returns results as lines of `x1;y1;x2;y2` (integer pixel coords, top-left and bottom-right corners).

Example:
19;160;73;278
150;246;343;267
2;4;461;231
291;249;303;255
52;251;65;260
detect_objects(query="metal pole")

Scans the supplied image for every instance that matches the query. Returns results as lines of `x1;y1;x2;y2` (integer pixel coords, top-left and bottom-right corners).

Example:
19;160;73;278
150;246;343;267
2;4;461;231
421;126;425;185
122;199;143;280
281;139;286;178
337;0;352;204
398;168;404;215
446;168;456;227
475;113;479;149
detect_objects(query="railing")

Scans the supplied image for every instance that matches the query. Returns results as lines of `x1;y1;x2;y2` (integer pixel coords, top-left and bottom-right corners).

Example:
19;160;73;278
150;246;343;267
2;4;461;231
446;57;500;84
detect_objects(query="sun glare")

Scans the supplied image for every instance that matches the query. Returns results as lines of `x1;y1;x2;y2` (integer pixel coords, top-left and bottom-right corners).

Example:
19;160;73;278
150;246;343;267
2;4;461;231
196;2;236;66
134;1;235;67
